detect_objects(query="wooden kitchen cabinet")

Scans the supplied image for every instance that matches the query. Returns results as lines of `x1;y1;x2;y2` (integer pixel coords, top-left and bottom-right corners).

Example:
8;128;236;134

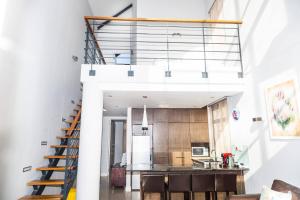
170;151;184;166
153;123;168;152
190;123;209;143
169;151;192;166
183;151;193;166
131;108;210;167
153;108;169;122
190;108;208;122
168;123;190;150
168;109;190;122
153;123;169;164
132;108;153;124
169;123;191;166
153;152;169;164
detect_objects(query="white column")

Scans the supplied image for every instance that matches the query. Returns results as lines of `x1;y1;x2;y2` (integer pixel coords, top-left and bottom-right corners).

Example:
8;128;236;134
77;82;103;200
125;107;132;191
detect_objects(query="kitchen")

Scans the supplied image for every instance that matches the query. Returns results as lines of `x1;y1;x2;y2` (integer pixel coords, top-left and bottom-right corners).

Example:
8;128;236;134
125;101;248;200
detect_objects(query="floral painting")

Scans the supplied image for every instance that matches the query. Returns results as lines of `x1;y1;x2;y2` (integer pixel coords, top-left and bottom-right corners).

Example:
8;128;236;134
265;79;300;138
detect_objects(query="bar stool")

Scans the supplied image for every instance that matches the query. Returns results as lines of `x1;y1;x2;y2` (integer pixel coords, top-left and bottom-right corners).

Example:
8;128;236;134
215;174;237;200
168;174;191;200
140;174;167;200
191;174;215;200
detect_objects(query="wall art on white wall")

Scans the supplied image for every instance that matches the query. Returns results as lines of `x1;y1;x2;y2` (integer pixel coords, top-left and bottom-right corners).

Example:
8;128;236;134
265;79;300;139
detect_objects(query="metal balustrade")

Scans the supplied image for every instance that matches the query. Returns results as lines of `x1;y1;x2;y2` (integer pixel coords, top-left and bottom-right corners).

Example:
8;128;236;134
84;16;243;78
63;123;80;199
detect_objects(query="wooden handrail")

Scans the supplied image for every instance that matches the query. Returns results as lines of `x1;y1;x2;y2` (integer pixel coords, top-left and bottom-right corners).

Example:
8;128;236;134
84;18;106;64
66;109;81;136
84;16;242;24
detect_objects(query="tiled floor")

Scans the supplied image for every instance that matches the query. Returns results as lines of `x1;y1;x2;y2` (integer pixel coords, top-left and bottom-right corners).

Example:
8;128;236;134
100;177;140;200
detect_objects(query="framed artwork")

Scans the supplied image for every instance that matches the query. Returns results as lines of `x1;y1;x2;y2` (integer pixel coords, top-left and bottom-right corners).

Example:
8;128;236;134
265;79;300;139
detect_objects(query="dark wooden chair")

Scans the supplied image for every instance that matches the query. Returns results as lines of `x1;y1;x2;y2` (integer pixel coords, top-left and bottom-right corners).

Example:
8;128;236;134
191;174;215;200
215;174;237;200
168;174;191;200
140;174;166;200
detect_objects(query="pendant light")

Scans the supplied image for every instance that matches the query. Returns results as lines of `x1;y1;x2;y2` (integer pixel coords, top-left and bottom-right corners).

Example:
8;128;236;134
142;105;148;131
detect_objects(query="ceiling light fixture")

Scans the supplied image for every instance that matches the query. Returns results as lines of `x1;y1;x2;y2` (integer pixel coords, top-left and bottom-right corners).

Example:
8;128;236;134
142;105;148;132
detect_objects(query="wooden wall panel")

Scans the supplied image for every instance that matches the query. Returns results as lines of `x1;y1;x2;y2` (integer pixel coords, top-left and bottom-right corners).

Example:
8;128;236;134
168;123;190;150
190;108;208;122
153;152;169;164
153;123;169;164
132;108;153;124
153;123;169;152
168;109;190;122
190;123;209;143
153;108;169;122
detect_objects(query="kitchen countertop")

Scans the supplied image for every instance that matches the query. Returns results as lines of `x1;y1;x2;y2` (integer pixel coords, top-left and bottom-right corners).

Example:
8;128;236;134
126;164;249;173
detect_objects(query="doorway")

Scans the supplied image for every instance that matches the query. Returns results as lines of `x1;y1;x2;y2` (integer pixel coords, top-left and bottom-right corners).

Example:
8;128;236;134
109;120;127;188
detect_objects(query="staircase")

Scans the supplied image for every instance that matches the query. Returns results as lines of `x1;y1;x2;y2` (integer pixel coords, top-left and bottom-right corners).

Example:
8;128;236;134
19;102;82;200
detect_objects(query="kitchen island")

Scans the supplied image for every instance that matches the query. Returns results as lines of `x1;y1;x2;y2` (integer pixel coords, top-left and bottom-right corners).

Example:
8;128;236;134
126;164;249;200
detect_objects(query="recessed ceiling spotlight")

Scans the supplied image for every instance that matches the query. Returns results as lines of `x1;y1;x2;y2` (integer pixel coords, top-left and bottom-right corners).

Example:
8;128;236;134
103;108;107;112
142;96;148;99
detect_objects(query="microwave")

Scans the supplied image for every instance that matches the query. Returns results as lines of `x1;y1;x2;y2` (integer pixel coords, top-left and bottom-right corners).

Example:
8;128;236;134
192;146;209;157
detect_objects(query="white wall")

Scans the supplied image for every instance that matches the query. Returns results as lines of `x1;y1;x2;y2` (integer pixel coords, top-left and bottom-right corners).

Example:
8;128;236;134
136;0;208;19
101;116;127;176
221;0;300;193
81;64;244;93
88;0;132;16
0;0;91;199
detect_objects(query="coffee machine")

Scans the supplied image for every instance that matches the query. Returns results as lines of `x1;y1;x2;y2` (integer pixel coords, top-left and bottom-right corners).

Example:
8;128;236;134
221;153;233;168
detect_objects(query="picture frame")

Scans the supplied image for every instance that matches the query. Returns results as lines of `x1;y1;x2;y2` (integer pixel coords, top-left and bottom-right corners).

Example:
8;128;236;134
265;78;300;139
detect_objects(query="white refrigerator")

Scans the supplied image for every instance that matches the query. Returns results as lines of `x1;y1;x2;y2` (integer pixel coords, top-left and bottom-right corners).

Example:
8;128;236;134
131;125;153;190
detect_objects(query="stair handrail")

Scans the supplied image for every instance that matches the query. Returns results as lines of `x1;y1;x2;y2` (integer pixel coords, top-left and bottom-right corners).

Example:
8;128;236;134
63;108;81;199
84;19;106;64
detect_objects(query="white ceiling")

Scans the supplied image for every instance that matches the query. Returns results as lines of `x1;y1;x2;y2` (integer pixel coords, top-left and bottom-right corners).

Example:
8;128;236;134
103;90;238;116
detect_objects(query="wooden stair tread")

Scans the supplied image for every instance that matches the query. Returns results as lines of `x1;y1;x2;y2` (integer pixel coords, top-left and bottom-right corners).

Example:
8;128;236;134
64;120;80;124
56;136;80;139
36;166;75;171
27;180;64;186
19;195;63;200
44;155;78;159
61;128;80;131
50;145;79;149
